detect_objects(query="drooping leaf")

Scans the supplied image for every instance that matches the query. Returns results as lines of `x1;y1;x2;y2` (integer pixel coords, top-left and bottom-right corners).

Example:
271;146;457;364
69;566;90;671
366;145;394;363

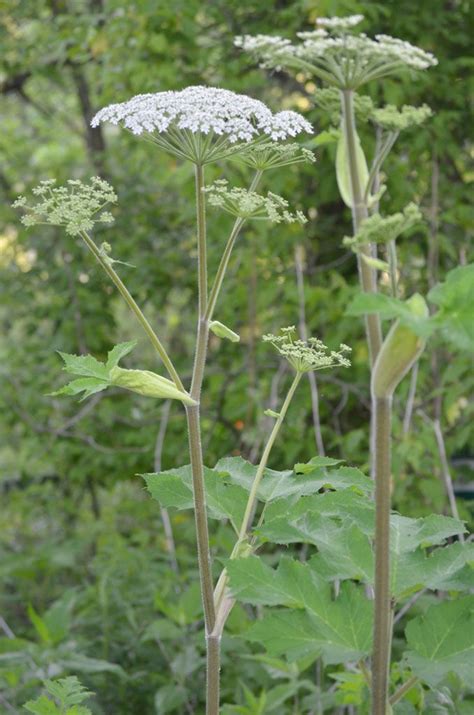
50;377;110;401
143;465;248;532
404;597;474;686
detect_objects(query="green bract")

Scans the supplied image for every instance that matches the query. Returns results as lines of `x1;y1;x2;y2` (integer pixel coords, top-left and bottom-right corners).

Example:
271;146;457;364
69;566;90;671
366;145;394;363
51;341;195;405
371;294;429;398
12;177;117;236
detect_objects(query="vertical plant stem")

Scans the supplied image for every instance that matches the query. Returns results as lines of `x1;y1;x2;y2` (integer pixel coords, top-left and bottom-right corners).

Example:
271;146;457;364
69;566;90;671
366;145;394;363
186;162;219;715
340;90;382;367
372;395;392;715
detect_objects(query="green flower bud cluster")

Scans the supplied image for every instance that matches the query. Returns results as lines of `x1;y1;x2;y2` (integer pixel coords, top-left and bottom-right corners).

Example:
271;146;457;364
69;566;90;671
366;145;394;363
314;88;431;133
234;142;316;171
263;326;351;373
204;180;307;224
314;88;375;125
371;103;432;131
343;203;422;251
12;177;117;236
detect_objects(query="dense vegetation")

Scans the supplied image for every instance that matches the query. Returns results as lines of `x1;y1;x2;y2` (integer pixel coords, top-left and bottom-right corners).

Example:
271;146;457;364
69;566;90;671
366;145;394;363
1;1;472;714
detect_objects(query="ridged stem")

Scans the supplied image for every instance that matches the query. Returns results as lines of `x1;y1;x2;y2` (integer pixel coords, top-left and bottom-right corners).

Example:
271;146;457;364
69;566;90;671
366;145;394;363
371;395;392;715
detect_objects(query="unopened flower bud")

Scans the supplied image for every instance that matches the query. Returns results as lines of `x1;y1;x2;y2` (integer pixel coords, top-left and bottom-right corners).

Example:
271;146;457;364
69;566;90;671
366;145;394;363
110;366;196;405
209;320;240;342
371;294;428;398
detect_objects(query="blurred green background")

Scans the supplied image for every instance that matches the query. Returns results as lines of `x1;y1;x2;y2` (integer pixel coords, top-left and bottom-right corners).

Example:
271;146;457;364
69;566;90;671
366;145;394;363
1;1;472;712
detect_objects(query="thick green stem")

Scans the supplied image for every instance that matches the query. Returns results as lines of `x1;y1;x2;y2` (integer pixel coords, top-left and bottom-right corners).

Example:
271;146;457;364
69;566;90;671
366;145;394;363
206;634;221;715
371;395;392;715
340;90;382;367
79;231;183;391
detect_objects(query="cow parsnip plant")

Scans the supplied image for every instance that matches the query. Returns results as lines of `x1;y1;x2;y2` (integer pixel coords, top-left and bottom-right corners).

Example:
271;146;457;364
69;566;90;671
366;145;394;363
235;12;473;715
14;20;473;715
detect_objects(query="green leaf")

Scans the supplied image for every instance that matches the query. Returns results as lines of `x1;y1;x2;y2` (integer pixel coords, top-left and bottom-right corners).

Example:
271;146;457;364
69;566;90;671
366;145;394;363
228;557;372;664
50;377;109;401
105;340;138;370
59;654;125;677
154;684;188;714
428;263;474;350
57;352;109;380
294;456;344;472
394;542;474;598
404;597;474;686
143;465;248;533
44;677;92;708
23;696;60;715
390;514;466;553
345;293;433;337
244;610;323;661
215;456;371;505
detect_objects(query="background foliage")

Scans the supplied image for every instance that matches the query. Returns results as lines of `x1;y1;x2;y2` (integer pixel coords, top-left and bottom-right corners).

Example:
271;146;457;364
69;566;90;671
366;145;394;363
1;0;472;713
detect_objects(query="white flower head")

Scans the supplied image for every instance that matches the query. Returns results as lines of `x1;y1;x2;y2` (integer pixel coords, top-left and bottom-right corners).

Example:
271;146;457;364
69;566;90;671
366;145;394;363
233;141;315;171
12;177;117;236
92;85;312;164
204;180;307;224
236;15;437;89
263;326;351;373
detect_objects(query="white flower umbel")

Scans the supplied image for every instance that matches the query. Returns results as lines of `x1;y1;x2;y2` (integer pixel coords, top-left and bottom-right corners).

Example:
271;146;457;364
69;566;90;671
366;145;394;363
13;177;117;236
204;180;307;224
236;15;437;89
92;86;313;164
263;326;351;373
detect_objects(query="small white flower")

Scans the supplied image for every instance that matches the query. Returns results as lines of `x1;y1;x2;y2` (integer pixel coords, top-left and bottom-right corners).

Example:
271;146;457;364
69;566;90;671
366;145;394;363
316;14;364;29
92;86;312;164
263;327;351;373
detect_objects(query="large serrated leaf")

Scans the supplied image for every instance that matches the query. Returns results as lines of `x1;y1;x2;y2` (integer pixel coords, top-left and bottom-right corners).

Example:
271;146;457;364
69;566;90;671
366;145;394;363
428;263;474;351
143;465;248;532
404;596;474;686
233;557;372;665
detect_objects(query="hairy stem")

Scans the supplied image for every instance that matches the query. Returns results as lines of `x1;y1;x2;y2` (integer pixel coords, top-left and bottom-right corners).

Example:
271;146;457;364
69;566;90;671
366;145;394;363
371;395;392;714
340;89;382;366
80;230;184;391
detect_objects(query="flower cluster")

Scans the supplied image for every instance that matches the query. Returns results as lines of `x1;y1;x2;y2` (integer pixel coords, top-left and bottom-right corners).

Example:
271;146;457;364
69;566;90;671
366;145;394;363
203;180;307;224
92;86;313;164
234;141;315;171
236;14;437;89
314;88;432;133
343;203;422;251
12;178;117;236
371;104;433;132
263;326;351;373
